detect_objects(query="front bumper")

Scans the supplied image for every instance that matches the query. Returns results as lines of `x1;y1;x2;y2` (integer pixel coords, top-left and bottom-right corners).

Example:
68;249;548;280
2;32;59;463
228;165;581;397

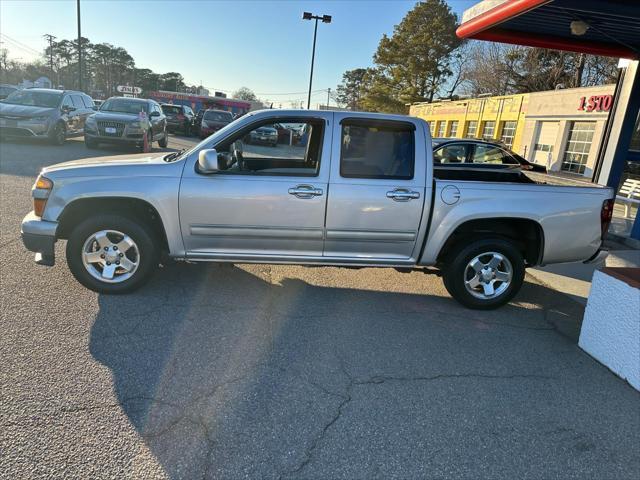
250;135;278;145
85;129;144;145
0;121;51;138
21;211;58;266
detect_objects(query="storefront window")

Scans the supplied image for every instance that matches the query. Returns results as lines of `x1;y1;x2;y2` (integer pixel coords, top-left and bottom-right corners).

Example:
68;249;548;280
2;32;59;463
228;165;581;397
482;121;495;140
429;122;435;135
436;121;446;137
448;120;458;137
561;121;595;175
500;121;517;148
465;120;478;138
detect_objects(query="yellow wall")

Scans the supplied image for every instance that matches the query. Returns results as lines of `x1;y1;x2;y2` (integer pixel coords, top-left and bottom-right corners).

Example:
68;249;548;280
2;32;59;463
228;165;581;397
410;93;529;153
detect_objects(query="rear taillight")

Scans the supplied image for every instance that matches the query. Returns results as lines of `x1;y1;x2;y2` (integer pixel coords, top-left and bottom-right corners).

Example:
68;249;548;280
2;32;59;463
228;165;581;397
600;199;614;239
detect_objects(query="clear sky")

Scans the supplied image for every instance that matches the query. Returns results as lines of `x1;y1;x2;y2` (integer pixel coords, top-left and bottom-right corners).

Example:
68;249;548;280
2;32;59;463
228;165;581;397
0;0;477;106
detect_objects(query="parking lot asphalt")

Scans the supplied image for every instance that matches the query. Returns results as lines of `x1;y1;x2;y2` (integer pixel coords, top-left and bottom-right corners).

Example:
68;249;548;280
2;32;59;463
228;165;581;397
1;135;639;479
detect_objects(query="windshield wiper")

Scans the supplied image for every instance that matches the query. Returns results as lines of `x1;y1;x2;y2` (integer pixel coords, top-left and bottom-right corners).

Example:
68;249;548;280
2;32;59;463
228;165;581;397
164;148;186;162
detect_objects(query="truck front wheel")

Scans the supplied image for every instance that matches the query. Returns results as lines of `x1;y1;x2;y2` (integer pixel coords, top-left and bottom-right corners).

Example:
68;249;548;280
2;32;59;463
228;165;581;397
442;238;525;310
66;215;159;294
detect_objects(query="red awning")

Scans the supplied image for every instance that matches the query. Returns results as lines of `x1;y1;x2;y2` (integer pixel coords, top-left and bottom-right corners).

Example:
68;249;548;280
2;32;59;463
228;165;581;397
456;0;640;59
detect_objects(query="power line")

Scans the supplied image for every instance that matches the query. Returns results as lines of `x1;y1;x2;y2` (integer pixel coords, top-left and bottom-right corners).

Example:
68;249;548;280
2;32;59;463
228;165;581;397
0;33;41;56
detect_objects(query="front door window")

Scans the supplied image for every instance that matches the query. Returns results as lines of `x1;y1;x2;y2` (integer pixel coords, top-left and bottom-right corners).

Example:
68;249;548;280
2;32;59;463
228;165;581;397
216;120;323;176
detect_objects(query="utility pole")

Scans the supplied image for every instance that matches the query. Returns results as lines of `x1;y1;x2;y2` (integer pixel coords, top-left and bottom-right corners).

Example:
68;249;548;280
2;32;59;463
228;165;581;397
76;0;82;91
302;12;331;109
43;34;56;80
326;87;331;109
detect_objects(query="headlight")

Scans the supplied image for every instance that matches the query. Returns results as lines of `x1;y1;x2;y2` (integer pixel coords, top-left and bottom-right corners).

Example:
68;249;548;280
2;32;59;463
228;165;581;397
129;121;142;129
32;175;53;217
85;116;97;127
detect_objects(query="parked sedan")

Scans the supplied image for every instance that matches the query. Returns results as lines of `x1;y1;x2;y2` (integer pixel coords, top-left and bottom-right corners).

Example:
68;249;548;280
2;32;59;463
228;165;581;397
245;126;278;146
433;139;547;173
84;97;167;152
0;88;95;145
199;109;233;139
161;104;195;135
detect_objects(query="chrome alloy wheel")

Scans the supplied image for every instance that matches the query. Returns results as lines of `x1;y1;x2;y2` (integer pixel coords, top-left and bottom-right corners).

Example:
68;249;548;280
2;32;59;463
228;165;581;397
463;251;512;299
81;230;140;283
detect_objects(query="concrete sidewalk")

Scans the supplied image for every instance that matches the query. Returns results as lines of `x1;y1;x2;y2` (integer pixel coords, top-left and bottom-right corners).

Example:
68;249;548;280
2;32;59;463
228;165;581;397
529;241;640;305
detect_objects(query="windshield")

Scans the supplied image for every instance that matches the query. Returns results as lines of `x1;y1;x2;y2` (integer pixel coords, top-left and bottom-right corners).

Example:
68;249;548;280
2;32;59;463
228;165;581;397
162;105;181;115
100;98;149;114
204;111;233;123
2;90;62;108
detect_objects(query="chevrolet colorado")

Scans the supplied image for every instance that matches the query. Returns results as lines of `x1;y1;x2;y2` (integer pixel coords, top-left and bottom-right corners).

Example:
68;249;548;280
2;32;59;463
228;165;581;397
21;110;613;309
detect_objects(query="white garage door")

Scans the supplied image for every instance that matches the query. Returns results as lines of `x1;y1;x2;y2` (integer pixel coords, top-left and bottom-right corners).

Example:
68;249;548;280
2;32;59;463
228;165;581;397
533;121;559;166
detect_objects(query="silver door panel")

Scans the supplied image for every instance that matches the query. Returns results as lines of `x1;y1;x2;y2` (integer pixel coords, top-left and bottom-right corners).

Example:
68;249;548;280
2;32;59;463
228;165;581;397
324;183;423;259
180;176;327;256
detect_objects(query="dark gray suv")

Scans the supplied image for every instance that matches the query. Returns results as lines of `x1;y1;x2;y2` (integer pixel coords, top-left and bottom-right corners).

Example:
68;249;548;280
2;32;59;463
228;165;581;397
0;88;95;145
84;97;168;152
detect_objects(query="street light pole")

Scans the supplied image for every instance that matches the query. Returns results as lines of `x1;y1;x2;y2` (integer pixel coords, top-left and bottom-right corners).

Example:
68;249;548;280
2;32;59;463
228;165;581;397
77;0;82;91
302;12;331;110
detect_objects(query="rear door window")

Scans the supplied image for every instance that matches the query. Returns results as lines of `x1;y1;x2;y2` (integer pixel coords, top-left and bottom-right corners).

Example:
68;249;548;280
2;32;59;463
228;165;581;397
471;145;518;165
340;121;415;180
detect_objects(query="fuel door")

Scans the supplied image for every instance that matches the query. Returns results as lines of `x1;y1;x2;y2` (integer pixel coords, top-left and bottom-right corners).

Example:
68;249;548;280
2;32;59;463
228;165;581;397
440;185;461;205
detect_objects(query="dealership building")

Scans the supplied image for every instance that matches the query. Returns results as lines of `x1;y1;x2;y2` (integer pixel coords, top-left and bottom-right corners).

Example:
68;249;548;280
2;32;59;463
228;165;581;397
410;83;616;178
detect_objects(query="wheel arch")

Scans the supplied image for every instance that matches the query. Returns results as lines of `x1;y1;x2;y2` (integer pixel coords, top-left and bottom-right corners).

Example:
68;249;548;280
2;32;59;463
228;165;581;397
436;217;545;267
56;197;169;253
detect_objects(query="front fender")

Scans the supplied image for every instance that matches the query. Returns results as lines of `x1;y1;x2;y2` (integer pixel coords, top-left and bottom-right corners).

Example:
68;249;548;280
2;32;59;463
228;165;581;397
43;175;185;256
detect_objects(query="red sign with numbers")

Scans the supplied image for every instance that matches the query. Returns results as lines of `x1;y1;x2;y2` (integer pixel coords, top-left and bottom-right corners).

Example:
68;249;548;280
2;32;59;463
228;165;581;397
578;95;613;112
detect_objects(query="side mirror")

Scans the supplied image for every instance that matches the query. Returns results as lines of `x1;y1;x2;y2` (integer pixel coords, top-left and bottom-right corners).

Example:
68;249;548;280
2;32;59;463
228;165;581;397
198;148;222;173
62;106;76;113
92;105;98;111
150;110;160;117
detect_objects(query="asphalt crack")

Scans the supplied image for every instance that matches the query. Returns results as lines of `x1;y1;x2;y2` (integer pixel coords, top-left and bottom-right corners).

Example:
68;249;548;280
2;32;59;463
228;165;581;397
279;359;553;479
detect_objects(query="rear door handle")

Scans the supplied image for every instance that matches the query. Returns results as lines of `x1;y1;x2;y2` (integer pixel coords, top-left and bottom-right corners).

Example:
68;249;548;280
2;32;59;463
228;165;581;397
288;184;323;199
386;189;420;202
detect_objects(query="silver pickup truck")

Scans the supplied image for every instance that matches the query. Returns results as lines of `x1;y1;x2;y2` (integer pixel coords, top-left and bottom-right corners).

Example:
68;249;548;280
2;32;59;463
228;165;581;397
21;110;614;309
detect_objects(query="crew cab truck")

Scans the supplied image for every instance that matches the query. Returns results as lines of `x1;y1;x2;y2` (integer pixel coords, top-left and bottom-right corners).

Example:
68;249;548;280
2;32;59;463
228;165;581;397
21;110;614;309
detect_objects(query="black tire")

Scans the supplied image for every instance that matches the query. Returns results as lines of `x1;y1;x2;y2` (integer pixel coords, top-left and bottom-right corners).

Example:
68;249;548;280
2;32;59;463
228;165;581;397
158;128;168;148
442;237;525;310
66;214;159;294
84;136;98;149
50;122;66;145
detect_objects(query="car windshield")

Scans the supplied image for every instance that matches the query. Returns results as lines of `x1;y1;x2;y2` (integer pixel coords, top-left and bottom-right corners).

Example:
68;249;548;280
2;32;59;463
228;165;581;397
100;98;149;114
204;111;233;122
2;90;62;108
162;105;181;115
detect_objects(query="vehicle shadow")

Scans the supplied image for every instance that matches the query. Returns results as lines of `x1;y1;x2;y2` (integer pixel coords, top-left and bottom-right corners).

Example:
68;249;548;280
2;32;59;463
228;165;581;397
89;262;586;478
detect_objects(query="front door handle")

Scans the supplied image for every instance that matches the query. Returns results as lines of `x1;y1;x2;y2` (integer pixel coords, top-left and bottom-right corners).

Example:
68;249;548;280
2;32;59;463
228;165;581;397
386;188;420;202
288;184;323;199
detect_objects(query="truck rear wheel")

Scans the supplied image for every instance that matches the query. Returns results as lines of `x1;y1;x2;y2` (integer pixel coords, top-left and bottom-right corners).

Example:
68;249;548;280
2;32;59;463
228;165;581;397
442;237;525;310
66;214;159;294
